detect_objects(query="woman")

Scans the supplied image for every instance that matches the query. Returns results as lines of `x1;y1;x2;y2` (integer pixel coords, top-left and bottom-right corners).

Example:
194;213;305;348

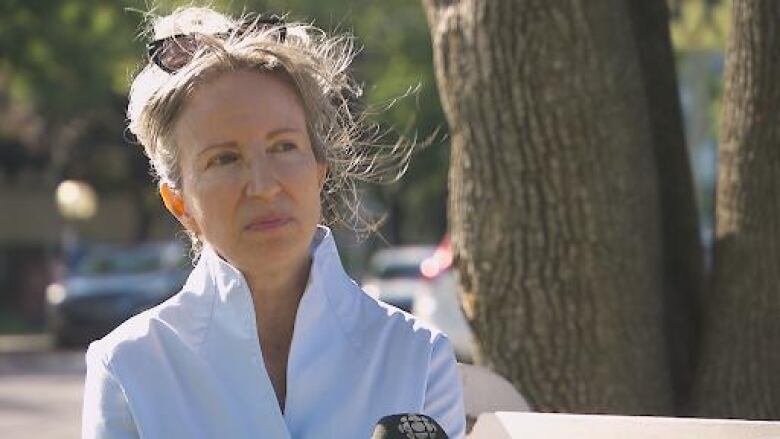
81;7;465;439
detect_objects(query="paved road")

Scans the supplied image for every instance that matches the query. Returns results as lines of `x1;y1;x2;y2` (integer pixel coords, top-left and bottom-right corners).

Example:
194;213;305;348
0;335;86;439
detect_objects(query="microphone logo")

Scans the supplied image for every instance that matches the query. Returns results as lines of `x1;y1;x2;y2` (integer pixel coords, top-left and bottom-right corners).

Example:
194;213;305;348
397;414;438;438
372;413;448;438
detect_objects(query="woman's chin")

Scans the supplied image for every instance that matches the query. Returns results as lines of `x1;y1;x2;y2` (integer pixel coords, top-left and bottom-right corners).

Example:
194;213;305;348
236;221;309;255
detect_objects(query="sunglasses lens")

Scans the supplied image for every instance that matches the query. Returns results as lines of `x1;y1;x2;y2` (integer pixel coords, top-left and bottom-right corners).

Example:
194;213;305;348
156;36;201;72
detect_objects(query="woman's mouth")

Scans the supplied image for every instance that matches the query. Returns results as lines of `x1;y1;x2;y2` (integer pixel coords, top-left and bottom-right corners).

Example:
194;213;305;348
245;216;292;231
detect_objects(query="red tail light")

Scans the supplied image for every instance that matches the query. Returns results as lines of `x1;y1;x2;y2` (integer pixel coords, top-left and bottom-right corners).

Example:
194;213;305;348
420;235;453;279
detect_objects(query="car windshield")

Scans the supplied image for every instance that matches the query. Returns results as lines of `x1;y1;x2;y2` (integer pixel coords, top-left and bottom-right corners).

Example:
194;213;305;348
73;243;187;276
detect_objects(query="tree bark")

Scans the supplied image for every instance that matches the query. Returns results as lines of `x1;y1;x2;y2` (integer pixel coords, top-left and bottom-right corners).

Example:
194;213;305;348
423;0;673;413
624;0;704;411
692;0;780;419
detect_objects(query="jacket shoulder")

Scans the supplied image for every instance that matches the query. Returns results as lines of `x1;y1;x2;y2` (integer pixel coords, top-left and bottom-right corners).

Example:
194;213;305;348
89;287;208;367
353;284;448;348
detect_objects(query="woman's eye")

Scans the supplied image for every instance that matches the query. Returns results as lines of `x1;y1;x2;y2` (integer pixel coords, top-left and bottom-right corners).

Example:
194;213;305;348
271;141;298;153
206;152;240;168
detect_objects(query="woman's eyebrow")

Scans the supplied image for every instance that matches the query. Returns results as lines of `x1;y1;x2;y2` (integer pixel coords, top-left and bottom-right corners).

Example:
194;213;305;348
266;127;303;139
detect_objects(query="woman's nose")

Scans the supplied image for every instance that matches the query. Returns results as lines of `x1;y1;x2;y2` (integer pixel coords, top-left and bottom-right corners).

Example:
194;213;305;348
245;156;281;199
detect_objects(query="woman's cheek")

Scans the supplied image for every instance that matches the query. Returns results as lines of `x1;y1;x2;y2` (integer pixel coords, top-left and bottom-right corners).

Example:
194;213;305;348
199;167;243;192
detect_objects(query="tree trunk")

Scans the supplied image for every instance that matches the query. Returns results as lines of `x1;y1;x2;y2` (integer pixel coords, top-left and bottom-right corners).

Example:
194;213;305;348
692;0;780;419
625;0;704;411
423;0;673;413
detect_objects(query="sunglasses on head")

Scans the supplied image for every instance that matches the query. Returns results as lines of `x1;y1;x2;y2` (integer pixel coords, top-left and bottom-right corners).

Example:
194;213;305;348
146;15;287;74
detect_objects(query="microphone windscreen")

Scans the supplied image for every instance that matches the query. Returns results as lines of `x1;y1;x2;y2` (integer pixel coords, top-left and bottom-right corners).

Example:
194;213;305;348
370;413;449;439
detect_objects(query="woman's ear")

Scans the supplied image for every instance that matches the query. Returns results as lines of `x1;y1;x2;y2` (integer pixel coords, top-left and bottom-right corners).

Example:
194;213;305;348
160;182;185;218
160;183;198;234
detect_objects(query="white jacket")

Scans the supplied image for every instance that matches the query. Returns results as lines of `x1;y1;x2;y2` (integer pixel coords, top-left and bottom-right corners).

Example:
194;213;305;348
82;226;466;438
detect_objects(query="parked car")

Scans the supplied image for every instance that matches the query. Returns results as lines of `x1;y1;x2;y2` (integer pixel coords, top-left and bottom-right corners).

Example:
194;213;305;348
362;246;438;313
45;241;191;347
362;239;475;362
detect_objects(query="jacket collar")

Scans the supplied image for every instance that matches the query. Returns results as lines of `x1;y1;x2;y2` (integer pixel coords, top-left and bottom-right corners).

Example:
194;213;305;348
187;225;365;354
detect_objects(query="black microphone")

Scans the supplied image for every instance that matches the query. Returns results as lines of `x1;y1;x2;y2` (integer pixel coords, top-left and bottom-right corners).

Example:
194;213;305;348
370;413;449;439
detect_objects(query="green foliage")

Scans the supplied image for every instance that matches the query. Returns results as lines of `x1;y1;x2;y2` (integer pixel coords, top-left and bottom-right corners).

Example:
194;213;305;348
0;0;142;123
670;0;729;50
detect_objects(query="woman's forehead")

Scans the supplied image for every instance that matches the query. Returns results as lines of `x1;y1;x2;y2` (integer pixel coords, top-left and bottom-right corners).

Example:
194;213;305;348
174;71;308;146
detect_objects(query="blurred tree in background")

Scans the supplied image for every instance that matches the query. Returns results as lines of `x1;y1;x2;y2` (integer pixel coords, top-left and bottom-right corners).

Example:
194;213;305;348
0;0;163;240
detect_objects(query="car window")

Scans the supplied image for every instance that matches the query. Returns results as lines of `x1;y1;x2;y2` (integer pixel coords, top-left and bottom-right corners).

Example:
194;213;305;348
373;263;422;279
74;244;187;276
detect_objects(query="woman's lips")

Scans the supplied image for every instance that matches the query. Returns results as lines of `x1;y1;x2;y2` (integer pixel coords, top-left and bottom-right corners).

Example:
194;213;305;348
244;217;292;231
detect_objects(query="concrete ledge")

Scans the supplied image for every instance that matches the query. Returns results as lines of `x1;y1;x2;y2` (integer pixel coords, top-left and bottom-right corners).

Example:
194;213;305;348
470;412;780;439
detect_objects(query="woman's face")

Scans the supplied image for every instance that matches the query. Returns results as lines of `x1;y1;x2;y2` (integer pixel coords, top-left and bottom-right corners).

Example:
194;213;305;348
170;70;326;274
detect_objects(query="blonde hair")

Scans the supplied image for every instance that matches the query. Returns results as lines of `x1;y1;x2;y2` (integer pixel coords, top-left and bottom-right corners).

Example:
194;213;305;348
127;7;413;244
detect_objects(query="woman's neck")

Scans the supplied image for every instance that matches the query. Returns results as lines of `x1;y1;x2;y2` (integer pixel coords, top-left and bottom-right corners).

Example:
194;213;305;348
244;254;312;333
243;255;312;415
